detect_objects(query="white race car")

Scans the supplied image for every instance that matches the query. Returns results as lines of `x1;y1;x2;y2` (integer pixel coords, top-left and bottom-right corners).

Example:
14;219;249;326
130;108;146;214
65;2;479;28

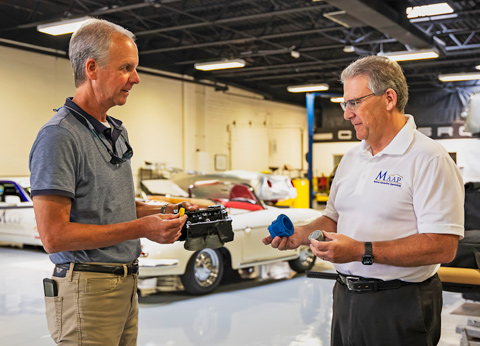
0;178;41;247
138;181;322;295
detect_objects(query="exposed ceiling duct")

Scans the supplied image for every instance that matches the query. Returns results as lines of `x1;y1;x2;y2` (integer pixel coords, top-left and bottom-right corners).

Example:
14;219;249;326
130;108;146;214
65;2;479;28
323;0;434;49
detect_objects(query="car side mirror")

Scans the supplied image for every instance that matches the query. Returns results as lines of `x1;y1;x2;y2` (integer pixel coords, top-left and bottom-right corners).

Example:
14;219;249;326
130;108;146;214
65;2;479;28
5;195;21;205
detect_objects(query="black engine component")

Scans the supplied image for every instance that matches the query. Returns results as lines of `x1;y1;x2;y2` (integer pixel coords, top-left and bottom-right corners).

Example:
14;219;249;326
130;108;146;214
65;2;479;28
179;205;234;251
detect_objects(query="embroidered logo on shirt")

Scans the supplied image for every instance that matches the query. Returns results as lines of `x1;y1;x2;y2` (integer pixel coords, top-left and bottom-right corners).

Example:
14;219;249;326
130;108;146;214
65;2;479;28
374;171;403;187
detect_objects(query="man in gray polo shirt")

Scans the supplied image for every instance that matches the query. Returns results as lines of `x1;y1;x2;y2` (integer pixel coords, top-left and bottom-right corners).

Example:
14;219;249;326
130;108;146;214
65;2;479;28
29;18;192;345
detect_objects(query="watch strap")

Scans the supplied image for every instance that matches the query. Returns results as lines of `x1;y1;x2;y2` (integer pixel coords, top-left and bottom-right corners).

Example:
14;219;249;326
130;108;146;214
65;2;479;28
365;241;372;256
362;241;374;265
160;204;168;214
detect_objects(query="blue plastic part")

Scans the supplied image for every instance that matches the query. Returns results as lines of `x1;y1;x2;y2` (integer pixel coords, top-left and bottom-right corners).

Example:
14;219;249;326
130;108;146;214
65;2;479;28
268;214;294;238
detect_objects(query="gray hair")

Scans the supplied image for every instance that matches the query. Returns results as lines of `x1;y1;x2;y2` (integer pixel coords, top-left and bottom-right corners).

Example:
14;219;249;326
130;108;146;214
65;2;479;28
69;18;136;87
340;55;409;113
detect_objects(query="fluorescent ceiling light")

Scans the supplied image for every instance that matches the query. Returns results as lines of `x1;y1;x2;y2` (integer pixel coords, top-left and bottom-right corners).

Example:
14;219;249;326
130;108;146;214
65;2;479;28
407;3;454;19
438;72;480;82
476;65;480;70
330;97;344;103
37;17;90;36
287;84;329;93
194;59;246;71
378;48;439;62
410;13;457;23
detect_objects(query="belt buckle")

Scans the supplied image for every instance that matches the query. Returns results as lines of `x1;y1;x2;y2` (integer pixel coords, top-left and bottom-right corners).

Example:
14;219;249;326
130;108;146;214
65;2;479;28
345;276;359;291
345;276;376;292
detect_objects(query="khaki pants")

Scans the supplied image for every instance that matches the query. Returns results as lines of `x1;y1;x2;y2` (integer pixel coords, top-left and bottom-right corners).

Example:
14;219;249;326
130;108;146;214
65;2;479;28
44;265;138;345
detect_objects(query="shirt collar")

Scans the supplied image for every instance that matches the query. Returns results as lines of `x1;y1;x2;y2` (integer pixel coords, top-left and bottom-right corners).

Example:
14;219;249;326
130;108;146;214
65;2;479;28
64;98;123;141
360;114;416;157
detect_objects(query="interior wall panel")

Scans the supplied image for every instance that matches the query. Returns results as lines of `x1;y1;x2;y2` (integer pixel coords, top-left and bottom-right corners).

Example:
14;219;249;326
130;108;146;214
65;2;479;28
0;45;309;187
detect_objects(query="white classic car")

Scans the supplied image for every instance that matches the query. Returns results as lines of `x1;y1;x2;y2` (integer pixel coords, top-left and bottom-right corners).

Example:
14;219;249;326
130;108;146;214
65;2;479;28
0;178;41;247
171;170;298;202
138;181;322;295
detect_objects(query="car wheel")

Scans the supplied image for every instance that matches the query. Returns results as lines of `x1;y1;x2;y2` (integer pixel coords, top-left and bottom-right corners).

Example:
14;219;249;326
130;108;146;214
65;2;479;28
181;248;224;295
288;245;316;273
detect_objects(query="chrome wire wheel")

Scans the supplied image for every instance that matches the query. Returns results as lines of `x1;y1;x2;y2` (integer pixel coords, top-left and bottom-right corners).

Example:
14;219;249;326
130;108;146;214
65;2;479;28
298;246;316;267
194;248;220;287
181;248;225;295
288;245;316;273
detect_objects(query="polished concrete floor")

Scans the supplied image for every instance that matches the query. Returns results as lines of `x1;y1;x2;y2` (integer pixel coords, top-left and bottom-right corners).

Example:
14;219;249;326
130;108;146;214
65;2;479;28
0;245;476;346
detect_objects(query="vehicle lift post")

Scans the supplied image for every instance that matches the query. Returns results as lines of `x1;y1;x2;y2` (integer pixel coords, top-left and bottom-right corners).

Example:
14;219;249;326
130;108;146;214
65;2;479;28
306;92;317;209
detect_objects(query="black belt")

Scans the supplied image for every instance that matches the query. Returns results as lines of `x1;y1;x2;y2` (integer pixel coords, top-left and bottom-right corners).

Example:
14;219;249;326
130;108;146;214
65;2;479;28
55;262;139;276
337;273;415;292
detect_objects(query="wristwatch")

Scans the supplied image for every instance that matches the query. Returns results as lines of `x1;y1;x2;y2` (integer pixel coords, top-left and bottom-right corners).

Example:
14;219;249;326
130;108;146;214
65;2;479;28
362;242;374;265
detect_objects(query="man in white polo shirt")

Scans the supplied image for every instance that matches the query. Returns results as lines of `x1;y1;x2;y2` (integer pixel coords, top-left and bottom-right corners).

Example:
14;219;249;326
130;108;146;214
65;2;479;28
263;55;464;346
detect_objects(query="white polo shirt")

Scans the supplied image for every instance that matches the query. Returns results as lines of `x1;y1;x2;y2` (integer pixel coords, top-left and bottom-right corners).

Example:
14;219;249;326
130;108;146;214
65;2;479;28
323;115;464;282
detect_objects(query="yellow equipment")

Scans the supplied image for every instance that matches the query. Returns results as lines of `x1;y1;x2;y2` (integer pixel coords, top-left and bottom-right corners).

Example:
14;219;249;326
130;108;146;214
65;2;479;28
275;178;310;208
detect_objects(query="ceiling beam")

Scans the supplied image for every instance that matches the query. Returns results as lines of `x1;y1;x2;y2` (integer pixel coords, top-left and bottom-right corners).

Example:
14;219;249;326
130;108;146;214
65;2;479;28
139;26;344;55
135;3;330;37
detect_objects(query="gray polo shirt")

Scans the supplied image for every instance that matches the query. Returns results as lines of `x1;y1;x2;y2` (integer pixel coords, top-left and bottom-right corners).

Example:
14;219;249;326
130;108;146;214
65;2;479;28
29;99;140;264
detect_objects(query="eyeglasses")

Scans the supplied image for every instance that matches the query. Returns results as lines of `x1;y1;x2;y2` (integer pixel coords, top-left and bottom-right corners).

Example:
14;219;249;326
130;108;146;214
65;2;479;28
63;105;133;165
90;130;133;165
99;133;133;164
340;93;376;111
110;137;133;165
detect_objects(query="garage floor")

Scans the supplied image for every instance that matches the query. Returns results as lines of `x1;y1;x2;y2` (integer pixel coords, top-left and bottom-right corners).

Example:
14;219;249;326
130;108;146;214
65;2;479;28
0;245;475;346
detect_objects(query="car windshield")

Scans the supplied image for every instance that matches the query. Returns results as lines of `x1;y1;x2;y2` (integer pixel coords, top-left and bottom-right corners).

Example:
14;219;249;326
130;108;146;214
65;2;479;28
190;183;231;200
190;182;261;205
0;182;29;202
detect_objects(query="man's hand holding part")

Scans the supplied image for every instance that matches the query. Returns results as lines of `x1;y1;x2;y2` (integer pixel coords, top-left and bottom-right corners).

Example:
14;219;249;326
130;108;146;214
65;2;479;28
142;213;187;244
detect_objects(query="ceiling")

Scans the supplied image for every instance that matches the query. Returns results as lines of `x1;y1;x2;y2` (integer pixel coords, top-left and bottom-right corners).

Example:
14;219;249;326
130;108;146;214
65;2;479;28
1;0;479;107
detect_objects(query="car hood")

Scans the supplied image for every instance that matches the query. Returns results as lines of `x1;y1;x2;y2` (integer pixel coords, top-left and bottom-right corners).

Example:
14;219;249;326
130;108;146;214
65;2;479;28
231;206;322;230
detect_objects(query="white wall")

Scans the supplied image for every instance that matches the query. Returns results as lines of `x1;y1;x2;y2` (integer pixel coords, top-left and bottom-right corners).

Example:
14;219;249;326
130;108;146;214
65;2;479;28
312;138;480;183
437;138;480;183
312;141;357;176
0;45;307;186
0;46;75;176
202;88;307;173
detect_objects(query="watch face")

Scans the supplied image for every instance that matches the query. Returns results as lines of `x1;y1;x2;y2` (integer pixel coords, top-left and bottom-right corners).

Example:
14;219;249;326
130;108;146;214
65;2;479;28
362;256;374;265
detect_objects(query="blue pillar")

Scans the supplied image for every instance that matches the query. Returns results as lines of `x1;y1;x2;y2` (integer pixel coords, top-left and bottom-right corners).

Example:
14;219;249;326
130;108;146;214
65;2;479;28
306;93;316;208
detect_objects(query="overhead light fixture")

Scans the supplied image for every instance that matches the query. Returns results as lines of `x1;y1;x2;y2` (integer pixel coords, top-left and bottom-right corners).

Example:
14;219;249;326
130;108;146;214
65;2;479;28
476;65;480;70
410;13;457;23
330;97;344;103
194;59;246;71
438;72;480;82
287;84;329;93
378;48;439;62
37;16;90;36
407;3;454;19
290;50;300;59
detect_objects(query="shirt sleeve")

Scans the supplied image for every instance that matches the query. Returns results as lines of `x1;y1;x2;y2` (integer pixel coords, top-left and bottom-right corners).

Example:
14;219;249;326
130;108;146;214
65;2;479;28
413;153;465;238
29;125;78;199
